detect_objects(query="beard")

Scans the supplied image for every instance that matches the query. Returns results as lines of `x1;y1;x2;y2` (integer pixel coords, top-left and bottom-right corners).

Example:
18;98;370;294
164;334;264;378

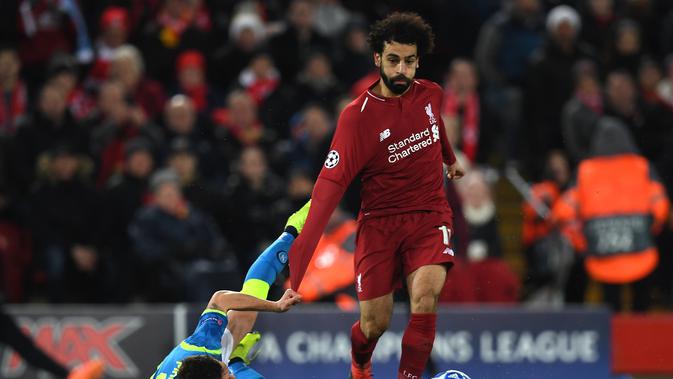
380;67;412;95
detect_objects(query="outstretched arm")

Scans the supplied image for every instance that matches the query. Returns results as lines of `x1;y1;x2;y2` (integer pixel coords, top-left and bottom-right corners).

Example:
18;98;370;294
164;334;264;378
226;200;311;353
290;106;372;289
208;289;301;313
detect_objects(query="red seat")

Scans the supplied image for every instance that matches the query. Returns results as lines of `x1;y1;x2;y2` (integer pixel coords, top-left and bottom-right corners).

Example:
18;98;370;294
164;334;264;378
0;222;33;302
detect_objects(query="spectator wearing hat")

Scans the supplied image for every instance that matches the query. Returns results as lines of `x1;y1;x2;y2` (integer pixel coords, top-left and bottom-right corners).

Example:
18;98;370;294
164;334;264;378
129;168;234;302
98;137;155;301
211;12;268;90
525;4;596;178
87;6;131;85
28;145;107;302
90;80;163;187
0;46;28;135
173;50;222;116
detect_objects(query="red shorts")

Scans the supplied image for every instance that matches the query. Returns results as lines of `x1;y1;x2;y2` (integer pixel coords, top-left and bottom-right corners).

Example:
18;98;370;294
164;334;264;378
354;211;454;300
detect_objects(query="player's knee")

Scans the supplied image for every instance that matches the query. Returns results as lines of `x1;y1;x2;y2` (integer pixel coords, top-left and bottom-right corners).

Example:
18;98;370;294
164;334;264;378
360;316;390;340
361;321;387;340
410;291;439;313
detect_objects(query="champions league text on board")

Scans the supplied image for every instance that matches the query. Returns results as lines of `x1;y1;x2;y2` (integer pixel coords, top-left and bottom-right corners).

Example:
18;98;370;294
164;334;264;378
253;329;600;365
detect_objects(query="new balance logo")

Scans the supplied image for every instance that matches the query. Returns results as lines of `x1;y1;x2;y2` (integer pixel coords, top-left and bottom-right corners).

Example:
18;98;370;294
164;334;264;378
442;247;455;256
380;128;391;142
356;273;363;293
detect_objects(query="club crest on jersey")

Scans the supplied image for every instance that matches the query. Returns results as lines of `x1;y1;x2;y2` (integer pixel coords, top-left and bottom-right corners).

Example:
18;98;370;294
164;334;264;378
324;150;340;169
425;103;437;125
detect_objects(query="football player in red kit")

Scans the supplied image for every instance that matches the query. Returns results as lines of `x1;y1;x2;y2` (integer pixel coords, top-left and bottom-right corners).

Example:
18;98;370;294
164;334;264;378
288;12;464;379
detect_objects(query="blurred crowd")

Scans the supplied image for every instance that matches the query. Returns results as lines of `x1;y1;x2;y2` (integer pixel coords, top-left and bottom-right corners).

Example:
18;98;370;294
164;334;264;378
0;0;672;311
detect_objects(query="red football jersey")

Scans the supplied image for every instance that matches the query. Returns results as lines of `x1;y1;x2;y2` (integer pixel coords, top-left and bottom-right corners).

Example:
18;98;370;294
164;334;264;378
290;79;457;289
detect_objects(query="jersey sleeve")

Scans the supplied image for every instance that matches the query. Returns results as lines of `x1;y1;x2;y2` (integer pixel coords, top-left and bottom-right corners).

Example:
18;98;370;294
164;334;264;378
289;106;372;290
183;309;229;352
437;96;457;165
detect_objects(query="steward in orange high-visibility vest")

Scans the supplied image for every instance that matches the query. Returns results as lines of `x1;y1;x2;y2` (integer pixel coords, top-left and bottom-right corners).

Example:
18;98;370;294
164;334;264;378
553;118;669;288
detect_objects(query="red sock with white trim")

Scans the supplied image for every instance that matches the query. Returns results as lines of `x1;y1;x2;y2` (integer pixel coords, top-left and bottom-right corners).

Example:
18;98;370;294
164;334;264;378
398;313;436;379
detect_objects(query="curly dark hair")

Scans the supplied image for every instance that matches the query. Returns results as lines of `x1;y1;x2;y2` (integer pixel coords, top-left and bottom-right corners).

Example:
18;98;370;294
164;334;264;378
176;355;223;379
367;12;435;55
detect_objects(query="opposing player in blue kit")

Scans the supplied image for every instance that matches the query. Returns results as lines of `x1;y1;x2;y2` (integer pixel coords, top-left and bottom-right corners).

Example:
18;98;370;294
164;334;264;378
150;201;311;379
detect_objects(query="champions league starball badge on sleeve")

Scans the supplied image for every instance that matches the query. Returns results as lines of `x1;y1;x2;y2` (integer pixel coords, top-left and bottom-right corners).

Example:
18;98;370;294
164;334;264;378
432;370;472;379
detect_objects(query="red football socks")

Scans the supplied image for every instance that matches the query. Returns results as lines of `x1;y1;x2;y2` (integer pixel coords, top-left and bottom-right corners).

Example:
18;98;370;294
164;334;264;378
351;321;378;366
398;313;437;379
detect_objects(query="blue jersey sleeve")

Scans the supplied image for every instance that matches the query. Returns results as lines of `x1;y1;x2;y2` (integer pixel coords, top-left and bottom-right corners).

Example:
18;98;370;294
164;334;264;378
184;309;229;350
150;310;229;379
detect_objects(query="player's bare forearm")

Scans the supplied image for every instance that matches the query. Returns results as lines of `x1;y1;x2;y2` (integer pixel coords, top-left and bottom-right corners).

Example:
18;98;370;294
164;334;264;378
207;289;302;313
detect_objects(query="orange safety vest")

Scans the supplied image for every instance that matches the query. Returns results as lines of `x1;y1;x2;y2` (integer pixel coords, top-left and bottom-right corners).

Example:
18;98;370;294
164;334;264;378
553;154;670;283
285;220;357;302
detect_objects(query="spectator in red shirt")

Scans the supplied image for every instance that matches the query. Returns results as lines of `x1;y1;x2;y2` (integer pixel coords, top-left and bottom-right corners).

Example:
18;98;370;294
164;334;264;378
174;50;222;116
238;52;280;107
442;59;483;164
87;6;131;85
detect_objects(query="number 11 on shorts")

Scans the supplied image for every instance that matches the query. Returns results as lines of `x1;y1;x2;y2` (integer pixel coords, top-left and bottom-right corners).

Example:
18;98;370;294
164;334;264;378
438;225;451;246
